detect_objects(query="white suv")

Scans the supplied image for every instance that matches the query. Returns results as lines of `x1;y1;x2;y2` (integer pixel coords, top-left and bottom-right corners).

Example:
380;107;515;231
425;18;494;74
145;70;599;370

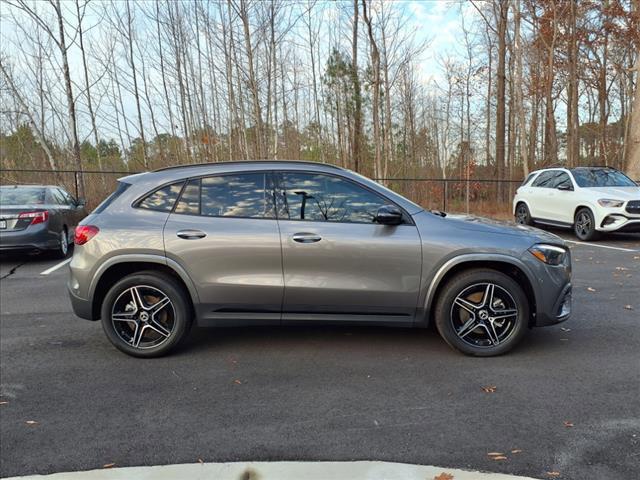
513;166;640;240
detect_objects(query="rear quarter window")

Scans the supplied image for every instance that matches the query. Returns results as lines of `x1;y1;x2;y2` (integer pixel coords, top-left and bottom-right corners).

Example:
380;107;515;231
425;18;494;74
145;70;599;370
136;182;184;212
93;182;131;214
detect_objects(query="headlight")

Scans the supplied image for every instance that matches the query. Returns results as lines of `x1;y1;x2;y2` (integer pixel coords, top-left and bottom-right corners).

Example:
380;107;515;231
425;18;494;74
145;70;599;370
528;244;568;265
597;198;624;208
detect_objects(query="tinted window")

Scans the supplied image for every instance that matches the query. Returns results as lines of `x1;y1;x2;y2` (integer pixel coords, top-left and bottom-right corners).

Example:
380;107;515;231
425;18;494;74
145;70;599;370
59;188;76;205
93;182;131;214
138;182;184;212
522;173;536;186
0;187;45;205
571;168;637;187
552;172;572;189
49;188;67;205
279;172;390;224
175;179;200;215
532;171;557;188
200;173;274;218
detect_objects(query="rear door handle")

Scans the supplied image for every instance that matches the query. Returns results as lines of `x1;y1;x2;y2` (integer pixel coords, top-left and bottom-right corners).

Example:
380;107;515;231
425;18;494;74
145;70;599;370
292;233;322;243
177;229;207;240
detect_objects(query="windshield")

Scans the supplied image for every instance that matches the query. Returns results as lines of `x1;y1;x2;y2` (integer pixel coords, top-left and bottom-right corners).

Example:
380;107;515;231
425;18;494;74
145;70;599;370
571;169;637;188
0;186;46;205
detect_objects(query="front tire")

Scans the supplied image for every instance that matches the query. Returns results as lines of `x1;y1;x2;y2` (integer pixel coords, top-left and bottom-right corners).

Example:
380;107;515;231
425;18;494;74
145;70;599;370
515;202;533;226
101;271;192;358
434;269;529;356
574;208;599;241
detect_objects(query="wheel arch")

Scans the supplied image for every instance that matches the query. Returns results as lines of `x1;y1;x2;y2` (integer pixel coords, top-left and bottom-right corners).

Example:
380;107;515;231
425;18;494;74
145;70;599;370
89;255;199;320
513;199;531;216
422;255;538;328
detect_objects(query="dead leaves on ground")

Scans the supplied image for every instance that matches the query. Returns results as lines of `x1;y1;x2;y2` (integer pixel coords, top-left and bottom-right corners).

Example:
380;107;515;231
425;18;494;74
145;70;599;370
102;463;115;469
563;420;574;428
481;385;497;393
624;305;634;310
546;472;561;477
25;420;38;426
587;287;596;292
433;473;454;480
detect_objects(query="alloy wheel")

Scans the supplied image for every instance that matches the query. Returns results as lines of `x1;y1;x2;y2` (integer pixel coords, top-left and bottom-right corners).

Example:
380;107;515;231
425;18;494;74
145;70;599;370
59;230;68;256
575;212;591;238
515;205;529;225
111;285;176;349
450;283;519;348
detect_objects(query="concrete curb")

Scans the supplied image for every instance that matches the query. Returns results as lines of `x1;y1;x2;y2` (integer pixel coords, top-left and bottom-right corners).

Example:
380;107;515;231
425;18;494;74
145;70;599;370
4;461;539;480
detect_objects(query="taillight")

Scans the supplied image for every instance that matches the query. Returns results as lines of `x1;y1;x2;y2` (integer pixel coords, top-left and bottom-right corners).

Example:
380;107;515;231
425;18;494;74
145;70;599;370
74;225;99;245
19;210;49;225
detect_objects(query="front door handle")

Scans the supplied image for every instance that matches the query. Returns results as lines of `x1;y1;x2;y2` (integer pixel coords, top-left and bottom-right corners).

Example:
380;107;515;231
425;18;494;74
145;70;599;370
177;229;207;240
292;233;322;243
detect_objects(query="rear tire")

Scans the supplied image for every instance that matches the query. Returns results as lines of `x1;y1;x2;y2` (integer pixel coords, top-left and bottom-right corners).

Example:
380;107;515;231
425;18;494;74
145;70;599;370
101;271;192;358
53;227;69;259
434;269;529;357
574;208;599;241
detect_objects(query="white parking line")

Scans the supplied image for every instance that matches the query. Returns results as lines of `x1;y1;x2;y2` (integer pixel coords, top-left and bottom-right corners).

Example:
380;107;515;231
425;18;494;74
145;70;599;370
40;258;71;275
564;239;639;252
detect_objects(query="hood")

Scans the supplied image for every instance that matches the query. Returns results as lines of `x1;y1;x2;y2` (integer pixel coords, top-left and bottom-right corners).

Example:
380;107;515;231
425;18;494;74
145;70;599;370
579;186;640;200
443;213;565;244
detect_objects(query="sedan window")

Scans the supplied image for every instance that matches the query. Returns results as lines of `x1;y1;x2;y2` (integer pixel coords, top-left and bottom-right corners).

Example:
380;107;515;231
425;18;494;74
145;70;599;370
279;172;389;224
0;187;45;205
531;171;556;188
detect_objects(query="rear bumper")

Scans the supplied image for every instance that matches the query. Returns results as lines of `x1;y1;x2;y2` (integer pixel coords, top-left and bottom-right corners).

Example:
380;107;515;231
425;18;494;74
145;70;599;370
68;287;97;321
0;226;57;252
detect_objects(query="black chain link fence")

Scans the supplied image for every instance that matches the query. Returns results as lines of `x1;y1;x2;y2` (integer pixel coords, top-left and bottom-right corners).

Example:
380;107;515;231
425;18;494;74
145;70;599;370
1;168;524;218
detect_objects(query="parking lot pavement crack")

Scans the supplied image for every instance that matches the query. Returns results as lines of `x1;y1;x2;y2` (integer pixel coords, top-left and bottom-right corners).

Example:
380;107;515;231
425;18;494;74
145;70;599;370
0;262;26;280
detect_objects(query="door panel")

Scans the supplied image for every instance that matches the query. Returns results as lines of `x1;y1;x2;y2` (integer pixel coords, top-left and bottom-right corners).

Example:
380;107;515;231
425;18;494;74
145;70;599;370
163;172;283;324
275;171;422;323
278;220;422;322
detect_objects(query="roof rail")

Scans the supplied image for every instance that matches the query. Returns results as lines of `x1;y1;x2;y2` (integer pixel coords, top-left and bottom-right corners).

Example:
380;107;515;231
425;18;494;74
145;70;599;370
152;160;344;173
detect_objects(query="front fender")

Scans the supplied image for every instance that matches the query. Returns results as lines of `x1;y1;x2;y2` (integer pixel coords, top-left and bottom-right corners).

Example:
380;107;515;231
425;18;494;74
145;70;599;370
418;253;540;326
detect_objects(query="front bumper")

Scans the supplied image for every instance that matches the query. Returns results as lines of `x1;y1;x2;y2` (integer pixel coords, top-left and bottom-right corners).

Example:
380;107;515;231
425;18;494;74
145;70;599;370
535;283;572;326
596;213;640;233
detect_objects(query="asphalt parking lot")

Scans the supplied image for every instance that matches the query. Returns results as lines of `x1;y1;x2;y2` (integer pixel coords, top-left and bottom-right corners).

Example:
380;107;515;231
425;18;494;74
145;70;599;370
1;232;639;480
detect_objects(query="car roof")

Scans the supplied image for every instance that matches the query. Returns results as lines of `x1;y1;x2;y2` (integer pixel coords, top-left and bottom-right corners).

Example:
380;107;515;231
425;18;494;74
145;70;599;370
119;160;347;184
0;184;56;189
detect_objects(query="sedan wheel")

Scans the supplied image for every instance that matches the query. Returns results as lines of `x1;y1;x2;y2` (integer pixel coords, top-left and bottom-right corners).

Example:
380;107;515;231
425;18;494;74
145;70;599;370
101;272;192;357
53;229;69;259
435;269;529;356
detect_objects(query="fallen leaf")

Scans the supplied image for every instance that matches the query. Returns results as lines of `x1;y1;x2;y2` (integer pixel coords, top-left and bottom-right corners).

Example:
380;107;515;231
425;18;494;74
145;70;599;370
0;401;8;405
487;452;504;456
491;456;508;461
103;463;115;469
233;379;242;385
511;449;523;454
560;327;571;332
481;385;497;393
25;420;38;425
587;287;596;292
546;472;560;477
615;267;629;271
563;421;574;427
624;305;634;310
198;458;204;464
434;473;454;480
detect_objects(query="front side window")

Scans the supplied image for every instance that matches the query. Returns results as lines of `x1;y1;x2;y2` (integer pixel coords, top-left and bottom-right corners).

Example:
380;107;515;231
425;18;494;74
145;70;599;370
278;172;391;224
552;172;573;189
199;173;274;219
137;182;184;212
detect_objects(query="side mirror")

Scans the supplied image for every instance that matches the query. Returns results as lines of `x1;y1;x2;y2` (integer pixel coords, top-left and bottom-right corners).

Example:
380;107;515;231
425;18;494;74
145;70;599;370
376;205;403;225
77;198;87;207
557;184;573;191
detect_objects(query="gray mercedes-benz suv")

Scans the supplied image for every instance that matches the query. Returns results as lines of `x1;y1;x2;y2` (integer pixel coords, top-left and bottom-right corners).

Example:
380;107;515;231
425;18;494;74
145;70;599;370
68;161;572;357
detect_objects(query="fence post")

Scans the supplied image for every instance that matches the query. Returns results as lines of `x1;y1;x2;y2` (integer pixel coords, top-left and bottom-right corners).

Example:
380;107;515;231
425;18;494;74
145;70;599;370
74;171;79;199
443;180;448;212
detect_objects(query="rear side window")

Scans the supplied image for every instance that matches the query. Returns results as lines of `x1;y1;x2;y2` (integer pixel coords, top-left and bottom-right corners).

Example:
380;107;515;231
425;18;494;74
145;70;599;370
137;182;184;212
174;179;200;215
532;171;556;188
199;173;275;219
522;173;536;186
93;182;131;214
